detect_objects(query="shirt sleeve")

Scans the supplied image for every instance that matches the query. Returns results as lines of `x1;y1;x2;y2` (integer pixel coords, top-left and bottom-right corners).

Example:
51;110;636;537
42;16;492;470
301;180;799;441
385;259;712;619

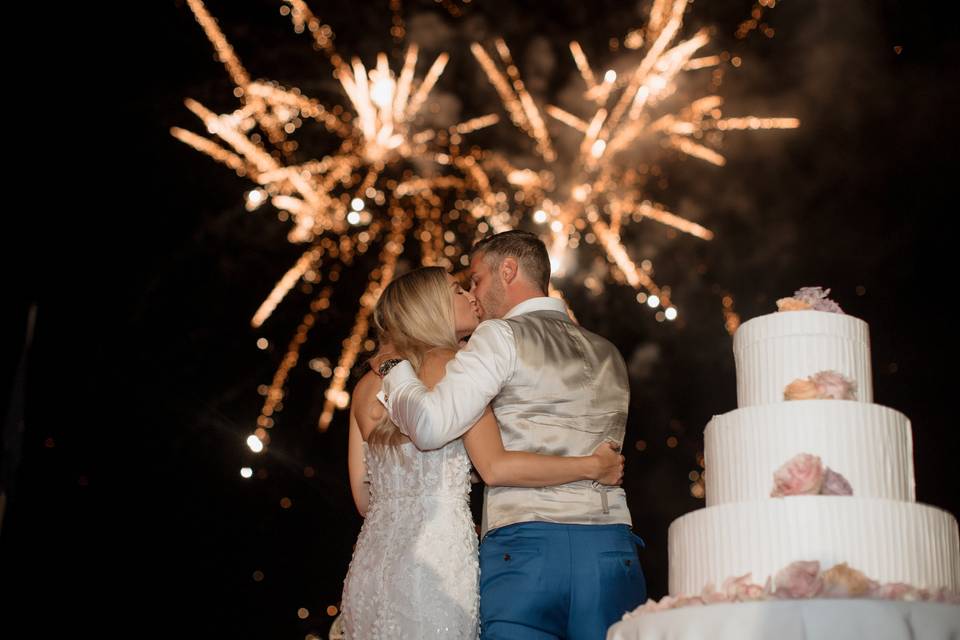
378;320;517;450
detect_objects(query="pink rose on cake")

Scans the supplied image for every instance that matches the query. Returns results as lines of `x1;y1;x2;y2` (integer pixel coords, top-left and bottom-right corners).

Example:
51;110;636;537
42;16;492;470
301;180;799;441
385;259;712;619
821;563;877;597
771;453;824;496
930;587;960;604
783;378;819;399
784;370;857;401
776;296;812;311
675;595;706;608
773;560;823;598
776;286;844;314
820;468;854;496
771;453;854;497
622;562;960;616
699;583;730;605
722;573;767;601
811;370;857;399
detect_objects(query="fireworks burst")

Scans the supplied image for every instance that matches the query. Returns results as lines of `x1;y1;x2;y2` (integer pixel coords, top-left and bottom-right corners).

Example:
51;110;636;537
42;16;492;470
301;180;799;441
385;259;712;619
173;0;510;441
173;0;794;447
470;0;798;317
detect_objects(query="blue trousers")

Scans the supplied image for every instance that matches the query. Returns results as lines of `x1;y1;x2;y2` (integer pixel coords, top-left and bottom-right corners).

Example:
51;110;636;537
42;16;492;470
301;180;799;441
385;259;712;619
479;522;646;640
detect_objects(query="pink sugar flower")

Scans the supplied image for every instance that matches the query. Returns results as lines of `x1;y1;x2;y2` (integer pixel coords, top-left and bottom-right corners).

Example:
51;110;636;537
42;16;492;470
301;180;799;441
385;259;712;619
821;563;876;597
773;561;823;599
772;453;824;497
784;378;819;400
821;468;854;496
811;370;857;400
794;287;844;313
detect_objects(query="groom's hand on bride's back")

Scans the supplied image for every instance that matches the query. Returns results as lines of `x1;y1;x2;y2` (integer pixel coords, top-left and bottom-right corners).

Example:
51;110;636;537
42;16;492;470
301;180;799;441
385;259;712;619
591;441;625;486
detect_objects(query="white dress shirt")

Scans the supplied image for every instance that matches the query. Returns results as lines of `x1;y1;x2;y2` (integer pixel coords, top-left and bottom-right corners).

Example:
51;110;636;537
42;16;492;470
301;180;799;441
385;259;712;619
379;296;566;450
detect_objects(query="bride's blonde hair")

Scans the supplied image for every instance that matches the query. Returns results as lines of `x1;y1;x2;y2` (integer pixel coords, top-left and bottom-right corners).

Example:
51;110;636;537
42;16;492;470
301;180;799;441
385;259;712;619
367;266;460;446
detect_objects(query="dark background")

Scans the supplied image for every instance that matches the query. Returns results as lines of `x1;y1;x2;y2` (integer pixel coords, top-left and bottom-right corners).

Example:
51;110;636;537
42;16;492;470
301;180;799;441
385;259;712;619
5;0;958;636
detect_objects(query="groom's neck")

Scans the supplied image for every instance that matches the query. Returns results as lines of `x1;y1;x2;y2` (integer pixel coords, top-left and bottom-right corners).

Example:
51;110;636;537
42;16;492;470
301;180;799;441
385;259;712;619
498;287;547;318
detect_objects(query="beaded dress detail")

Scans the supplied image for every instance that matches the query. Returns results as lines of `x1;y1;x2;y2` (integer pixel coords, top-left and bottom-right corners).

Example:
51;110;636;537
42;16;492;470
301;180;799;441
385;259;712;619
341;439;479;638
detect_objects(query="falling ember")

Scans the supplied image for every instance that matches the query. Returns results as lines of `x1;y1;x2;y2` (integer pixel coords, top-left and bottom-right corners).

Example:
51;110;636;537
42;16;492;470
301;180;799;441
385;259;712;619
736;0;781;40
721;292;741;336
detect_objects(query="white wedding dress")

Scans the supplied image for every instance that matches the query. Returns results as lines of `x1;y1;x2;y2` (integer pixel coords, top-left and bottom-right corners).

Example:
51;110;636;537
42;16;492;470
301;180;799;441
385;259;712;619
341;439;479;639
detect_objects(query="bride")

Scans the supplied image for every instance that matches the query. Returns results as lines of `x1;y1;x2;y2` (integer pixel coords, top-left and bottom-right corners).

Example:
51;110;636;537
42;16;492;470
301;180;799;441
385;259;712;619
340;266;624;639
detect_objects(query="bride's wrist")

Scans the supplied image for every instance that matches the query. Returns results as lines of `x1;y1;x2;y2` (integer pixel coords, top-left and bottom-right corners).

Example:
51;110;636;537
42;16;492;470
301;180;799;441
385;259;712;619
585;454;601;481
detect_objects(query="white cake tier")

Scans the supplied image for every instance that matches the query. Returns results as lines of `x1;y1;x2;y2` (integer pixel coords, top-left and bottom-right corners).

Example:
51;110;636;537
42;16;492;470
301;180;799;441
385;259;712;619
704;400;915;506
733;310;872;407
668;497;960;596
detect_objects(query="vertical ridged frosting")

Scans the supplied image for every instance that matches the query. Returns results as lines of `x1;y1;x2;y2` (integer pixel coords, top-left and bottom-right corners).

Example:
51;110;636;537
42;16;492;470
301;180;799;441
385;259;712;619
704;401;915;506
733;310;872;407
668;498;960;596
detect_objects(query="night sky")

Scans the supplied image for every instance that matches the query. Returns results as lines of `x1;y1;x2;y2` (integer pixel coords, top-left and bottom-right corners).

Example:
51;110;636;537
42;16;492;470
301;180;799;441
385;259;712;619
6;0;959;636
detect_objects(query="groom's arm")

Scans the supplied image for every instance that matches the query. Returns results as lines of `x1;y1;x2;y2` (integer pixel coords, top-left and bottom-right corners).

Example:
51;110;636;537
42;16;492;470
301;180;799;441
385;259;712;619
379;320;517;450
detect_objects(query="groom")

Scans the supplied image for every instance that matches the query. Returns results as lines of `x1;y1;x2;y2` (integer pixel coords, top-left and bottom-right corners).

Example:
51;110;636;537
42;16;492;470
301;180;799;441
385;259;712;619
376;230;646;639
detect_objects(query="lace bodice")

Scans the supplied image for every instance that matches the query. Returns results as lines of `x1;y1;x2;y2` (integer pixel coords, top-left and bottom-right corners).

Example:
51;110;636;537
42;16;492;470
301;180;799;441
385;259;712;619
364;438;473;502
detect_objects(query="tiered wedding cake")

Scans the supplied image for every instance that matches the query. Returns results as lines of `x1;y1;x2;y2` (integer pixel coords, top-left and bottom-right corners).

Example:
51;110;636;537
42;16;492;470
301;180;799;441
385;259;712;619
608;288;960;640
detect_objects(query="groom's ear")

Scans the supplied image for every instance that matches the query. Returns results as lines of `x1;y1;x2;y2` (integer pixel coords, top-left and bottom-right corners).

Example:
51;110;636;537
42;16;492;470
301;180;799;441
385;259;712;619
500;257;519;284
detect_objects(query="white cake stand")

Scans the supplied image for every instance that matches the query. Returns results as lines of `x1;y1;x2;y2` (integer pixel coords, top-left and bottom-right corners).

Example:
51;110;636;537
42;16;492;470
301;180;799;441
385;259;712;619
607;599;960;640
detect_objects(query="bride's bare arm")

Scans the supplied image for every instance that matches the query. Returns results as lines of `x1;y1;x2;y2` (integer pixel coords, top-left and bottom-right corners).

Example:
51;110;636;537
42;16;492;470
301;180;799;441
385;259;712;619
420;349;624;487
347;371;384;516
347;408;369;517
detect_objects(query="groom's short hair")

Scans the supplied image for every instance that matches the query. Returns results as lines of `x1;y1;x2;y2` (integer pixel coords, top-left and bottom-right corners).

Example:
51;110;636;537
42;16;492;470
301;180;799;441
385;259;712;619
471;230;550;293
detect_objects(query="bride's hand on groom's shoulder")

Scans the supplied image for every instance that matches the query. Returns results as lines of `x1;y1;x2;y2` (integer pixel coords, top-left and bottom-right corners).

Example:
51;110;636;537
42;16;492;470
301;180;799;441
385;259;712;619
591;441;625;486
370;341;400;374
